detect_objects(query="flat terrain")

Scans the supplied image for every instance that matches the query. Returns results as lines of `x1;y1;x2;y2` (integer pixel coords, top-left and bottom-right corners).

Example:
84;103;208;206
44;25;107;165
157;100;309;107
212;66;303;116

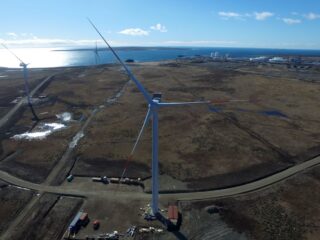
0;68;58;118
209;165;320;240
0;65;127;183
0;183;34;235
73;61;320;191
0;60;319;240
1;61;320;188
6;193;83;240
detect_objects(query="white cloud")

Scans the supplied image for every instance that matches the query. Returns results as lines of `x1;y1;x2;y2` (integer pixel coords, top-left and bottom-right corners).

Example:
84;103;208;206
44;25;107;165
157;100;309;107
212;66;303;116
218;11;242;19
150;23;167;32
282;18;301;25
304;12;320;20
0;32;236;48
0;37;105;46
20;33;36;38
1;37;318;49
6;32;18;38
218;11;274;21
5;32;37;40
254;12;274;20
118;28;149;36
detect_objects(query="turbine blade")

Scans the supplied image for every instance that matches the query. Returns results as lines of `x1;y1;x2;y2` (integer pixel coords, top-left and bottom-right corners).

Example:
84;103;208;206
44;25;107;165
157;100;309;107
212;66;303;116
87;18;153;104
227;100;248;102
210;99;249;105
158;101;210;107
1;43;25;65
130;108;152;156
120;108;152;180
159;99;248;107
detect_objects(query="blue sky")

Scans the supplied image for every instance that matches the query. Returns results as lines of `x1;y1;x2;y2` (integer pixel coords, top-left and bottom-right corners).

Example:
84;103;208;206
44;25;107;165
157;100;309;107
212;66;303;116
0;0;319;49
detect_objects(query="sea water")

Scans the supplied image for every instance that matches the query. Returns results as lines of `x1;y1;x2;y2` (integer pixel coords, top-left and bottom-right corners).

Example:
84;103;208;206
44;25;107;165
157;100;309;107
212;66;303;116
1;47;320;68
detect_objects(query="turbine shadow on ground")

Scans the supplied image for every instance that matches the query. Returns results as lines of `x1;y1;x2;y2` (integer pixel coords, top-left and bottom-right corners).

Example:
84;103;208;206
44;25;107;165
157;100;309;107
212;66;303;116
155;211;187;240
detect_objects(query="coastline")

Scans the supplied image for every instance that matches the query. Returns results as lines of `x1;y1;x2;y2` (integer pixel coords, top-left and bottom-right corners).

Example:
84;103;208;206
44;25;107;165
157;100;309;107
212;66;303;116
1;47;320;69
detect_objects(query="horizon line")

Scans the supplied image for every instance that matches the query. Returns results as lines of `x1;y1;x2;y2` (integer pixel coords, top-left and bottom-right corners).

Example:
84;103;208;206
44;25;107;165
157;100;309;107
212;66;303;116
1;45;320;51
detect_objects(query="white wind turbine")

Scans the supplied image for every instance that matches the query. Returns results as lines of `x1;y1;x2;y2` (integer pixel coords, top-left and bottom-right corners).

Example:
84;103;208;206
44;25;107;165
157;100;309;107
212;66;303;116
94;40;100;65
88;19;210;215
1;43;39;121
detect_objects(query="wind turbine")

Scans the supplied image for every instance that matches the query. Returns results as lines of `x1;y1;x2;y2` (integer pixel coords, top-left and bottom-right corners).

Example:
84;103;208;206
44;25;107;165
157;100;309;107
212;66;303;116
1;43;39;121
94;40;100;65
88;19;209;215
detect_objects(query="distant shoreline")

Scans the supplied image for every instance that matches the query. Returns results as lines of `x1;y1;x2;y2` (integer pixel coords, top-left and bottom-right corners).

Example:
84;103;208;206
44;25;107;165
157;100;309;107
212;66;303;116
52;46;190;52
1;56;319;71
51;46;320;52
1;47;320;69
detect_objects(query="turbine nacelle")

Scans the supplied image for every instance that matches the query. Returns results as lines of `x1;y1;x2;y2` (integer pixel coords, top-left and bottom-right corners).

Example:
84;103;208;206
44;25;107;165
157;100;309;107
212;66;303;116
19;62;29;68
152;93;162;103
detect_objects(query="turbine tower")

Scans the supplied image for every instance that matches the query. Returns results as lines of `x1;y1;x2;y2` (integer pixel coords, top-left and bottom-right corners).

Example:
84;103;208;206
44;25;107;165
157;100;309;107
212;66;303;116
88;19;208;215
94;41;100;65
1;44;39;121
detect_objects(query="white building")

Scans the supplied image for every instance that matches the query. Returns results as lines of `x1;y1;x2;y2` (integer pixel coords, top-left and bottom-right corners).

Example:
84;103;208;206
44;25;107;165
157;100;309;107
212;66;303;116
269;57;287;63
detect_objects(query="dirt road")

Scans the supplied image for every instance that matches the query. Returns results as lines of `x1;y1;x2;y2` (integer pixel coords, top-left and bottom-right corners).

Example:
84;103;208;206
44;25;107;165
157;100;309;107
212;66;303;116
0;155;319;201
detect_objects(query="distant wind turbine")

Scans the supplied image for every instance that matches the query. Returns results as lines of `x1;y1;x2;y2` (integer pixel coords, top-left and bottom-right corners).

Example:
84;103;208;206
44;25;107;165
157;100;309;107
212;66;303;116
1;43;39;121
94;41;100;65
88;19;209;215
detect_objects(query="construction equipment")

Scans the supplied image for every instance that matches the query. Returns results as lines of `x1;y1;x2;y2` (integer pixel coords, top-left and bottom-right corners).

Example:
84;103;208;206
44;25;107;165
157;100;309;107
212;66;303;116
80;212;90;226
69;211;83;234
92;176;109;184
93;220;100;230
67;175;74;182
126;226;136;237
68;210;89;235
139;227;164;233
